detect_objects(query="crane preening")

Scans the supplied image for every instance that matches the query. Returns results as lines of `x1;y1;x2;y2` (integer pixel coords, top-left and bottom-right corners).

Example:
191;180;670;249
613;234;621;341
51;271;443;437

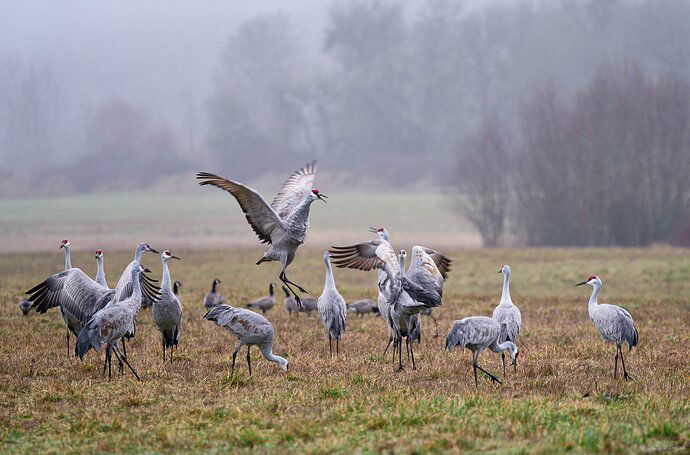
196;161;326;306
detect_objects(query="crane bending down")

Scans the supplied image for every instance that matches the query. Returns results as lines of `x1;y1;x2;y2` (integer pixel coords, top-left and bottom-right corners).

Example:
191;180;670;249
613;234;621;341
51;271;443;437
329;239;445;371
197;161;326;306
576;275;638;380
76;264;146;381
204;304;288;375
492;264;522;375
317;252;347;357
445;316;518;388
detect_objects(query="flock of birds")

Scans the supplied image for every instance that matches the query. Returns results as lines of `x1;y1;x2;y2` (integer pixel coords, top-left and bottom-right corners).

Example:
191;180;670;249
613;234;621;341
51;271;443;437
18;161;640;387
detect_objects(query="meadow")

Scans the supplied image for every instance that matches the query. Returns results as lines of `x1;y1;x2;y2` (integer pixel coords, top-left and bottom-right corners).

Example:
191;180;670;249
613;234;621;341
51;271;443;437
0;246;688;453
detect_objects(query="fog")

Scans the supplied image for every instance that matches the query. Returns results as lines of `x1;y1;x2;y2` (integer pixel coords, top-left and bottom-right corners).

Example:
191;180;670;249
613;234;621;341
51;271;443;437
1;0;689;246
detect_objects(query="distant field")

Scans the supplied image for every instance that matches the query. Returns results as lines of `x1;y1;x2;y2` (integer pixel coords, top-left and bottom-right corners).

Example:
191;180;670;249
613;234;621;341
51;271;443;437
0;247;688;452
0;191;479;253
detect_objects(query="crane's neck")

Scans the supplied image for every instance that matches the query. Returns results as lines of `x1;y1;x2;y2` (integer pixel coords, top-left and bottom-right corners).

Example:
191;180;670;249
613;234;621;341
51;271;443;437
131;270;143;301
134;245;145;263
588;283;601;314
211;281;218;293
96;256;106;285
64;245;72;270
495;340;515;352
260;345;286;367
161;260;171;289
324;257;336;290
293;197;314;222
399;255;406;274
500;272;512;306
269;284;274;297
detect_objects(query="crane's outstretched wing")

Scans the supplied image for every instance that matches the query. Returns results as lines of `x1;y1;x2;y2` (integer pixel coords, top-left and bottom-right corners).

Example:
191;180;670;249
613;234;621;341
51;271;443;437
197;172;285;244
329;240;399;274
26;268;112;323
402;246;444;307
271;161;317;219
417;246;452;280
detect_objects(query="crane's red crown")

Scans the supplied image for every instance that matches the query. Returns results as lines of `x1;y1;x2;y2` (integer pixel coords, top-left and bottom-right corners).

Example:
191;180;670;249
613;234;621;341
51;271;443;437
377;227;385;232
95;249;102;255
312;189;319;195
61;239;68;244
164;250;171;255
587;275;597;282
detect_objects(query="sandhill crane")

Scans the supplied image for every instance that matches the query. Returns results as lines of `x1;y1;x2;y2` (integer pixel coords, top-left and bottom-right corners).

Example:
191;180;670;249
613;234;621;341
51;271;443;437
173;281;182;297
317;252;347;358
113;242;160;306
76;264;146;381
576;275;638;380
369;227;397;357
492;264;522;375
347;299;378;317
329;240;444;371
60;239;72;270
246;283;276;314
204;304;288;375
94;250;108;288
26;239;114;356
283;285;299;317
445;316;518;387
299;295;318;315
203;278;224;309
19;299;32;316
197;161;326;305
153;251;183;363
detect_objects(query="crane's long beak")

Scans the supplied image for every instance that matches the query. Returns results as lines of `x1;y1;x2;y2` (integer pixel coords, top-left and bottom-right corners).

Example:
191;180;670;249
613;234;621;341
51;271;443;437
59;244;64;249
317;193;328;203
149;248;160;254
144;268;152;273
171;255;181;260
498;269;502;273
575;281;587;287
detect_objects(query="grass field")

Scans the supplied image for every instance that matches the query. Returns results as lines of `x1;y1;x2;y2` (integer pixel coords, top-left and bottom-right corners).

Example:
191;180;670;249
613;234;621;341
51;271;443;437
0;247;688;453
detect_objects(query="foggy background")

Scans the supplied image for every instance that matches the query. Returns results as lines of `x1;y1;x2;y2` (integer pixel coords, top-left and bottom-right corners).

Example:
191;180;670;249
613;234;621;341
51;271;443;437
1;0;689;248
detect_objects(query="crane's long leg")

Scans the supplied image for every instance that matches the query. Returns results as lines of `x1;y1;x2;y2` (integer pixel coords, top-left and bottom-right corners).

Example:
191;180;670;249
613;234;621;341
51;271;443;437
279;272;303;308
113;344;141;381
502;352;506;376
162;339;166;363
118;339;126;374
410;340;416;371
66;329;70;357
170;342;174;363
613;346;619;379
476;364;502;384
231;343;243;375
619;347;633;381
106;344;112;382
328;333;332;358
247;346;252;376
473;363;478;388
383;336;393;356
430;313;439;338
280;270;308;294
336;337;339;356
395;335;404;372
406;338;410;362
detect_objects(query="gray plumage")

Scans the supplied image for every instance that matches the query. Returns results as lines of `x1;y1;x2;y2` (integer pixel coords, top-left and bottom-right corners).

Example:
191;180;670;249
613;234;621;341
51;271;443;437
317;252;347;357
246;283;276;314
203;278;224;309
76;264;145;381
153;251;183;363
492;264;522;374
19;299;32;316
197;161;326;307
445;316;518;387
113;242;160;307
347;299;378;316
204;304;288;374
94;250;108;288
576;275;638;380
282;285;299;316
299;295;318;315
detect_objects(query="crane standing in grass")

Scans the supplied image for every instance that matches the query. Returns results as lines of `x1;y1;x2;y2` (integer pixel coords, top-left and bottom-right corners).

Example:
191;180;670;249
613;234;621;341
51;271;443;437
204;304;288;375
153;250;183;363
492;264;522;375
445;316;519;388
576;275;638;380
317;252;347;358
197;161;327;306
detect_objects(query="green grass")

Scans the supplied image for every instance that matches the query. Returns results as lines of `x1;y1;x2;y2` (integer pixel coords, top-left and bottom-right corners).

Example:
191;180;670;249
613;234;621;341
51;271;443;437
0;247;689;452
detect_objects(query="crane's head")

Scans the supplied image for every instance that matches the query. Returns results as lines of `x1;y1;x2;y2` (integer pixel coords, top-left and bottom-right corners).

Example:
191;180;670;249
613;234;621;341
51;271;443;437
508;344;519;365
310;188;327;202
499;264;511;276
575;275;601;287
59;239;70;249
132;263;145;277
213;278;222;286
323;250;332;262
162;250;181;261
369;226;389;241
95;249;103;259
137;242;160;255
278;356;289;372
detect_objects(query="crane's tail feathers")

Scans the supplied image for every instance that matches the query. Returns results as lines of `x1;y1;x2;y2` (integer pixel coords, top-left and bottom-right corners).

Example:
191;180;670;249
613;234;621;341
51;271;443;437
627;325;639;351
76;319;102;360
204;304;233;325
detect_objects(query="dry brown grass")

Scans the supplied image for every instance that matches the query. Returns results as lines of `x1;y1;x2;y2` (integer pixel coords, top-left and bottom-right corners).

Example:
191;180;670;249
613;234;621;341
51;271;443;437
0;247;688;453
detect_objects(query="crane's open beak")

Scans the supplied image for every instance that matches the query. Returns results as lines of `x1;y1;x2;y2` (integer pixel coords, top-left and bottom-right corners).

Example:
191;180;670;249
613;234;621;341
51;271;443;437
317;193;327;203
59;244;64;249
144;268;152;273
171;255;181;260
575;281;587;286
